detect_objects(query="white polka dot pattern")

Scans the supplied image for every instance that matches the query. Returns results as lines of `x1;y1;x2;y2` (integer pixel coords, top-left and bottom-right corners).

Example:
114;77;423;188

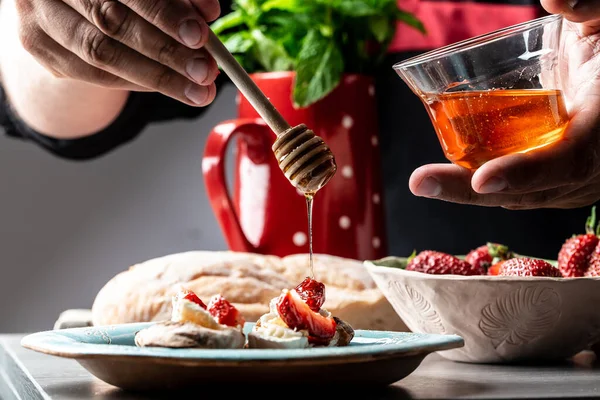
342;115;354;129
339;216;351;229
373;193;380;204
372;237;381;248
371;136;378;146
341;166;354;179
293;232;307;247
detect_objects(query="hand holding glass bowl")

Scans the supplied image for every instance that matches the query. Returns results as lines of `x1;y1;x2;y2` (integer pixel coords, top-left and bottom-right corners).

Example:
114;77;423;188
399;5;600;210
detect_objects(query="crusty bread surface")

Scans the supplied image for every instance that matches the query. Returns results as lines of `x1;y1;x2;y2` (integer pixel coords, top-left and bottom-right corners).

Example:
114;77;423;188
91;251;407;331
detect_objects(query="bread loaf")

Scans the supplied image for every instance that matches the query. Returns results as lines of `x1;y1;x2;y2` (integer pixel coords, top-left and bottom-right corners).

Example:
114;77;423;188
91;251;407;331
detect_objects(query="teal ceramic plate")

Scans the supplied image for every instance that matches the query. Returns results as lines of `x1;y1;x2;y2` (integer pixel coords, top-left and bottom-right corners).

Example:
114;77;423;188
21;322;464;389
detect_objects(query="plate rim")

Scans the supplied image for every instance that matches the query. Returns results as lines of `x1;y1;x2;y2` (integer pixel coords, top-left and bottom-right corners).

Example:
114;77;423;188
20;323;464;366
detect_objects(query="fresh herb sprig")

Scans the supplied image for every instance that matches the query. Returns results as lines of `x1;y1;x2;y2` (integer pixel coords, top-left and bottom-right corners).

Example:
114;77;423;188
211;0;425;108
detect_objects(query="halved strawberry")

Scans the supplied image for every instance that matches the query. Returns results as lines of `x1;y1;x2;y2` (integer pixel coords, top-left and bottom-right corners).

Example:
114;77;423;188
207;295;245;328
294;277;325;312
181;290;207;309
276;289;336;342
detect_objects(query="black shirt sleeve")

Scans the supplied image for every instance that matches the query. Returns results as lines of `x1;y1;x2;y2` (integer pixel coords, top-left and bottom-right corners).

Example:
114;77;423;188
0;0;233;161
0;73;229;160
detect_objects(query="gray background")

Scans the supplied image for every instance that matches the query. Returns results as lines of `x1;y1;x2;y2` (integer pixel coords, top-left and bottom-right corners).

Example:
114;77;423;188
0;85;239;333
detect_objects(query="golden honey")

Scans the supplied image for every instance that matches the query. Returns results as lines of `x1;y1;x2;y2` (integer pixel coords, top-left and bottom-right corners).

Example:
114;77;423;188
423;89;569;169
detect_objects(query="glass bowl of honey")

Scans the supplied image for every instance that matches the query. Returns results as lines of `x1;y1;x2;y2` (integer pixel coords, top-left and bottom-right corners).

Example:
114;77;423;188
393;14;567;170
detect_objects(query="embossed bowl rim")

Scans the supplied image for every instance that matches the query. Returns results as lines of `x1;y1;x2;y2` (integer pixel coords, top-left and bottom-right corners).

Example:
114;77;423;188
364;257;600;281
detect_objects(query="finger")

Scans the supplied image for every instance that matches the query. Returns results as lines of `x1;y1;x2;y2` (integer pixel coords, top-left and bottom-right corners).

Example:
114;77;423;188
36;0;215;106
189;0;221;22
62;0;219;85
470;107;600;195
117;0;212;49
541;0;600;35
18;25;146;91
410;163;577;208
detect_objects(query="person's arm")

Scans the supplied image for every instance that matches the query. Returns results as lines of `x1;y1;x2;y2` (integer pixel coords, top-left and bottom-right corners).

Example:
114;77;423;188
409;0;600;210
0;0;130;139
0;0;222;148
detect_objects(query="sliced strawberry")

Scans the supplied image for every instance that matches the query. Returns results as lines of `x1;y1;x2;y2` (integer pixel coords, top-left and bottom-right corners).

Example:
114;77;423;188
294;277;325;312
207;295;245;327
276;289;336;342
181;290;207;309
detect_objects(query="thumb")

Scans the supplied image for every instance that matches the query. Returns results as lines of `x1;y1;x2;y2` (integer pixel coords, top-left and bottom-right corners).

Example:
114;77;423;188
541;0;600;34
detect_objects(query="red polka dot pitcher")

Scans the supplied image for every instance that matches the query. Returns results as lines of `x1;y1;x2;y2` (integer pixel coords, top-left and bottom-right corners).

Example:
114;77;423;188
203;72;388;261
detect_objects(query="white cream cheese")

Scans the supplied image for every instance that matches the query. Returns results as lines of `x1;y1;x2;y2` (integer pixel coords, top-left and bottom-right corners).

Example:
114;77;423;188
171;294;223;330
248;297;309;348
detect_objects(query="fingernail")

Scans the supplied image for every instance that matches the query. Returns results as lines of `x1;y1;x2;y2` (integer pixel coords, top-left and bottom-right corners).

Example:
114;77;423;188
186;58;209;84
185;84;208;105
568;0;578;9
179;20;202;47
478;176;507;194
416;177;442;198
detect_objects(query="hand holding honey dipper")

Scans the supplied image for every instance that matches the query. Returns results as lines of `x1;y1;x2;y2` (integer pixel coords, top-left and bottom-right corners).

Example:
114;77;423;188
407;0;600;210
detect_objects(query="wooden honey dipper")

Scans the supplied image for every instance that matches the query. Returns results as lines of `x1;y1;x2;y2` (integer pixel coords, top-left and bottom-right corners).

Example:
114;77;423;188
205;30;337;194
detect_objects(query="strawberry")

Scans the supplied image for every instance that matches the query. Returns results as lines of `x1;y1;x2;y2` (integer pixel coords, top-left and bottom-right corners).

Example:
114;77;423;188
558;206;599;277
585;245;600;277
295;277;325;312
276;289;337;343
498;258;562;277
207;295;245;328
466;242;513;273
406;250;485;275
487;261;503;276
465;245;493;271
181;290;207;309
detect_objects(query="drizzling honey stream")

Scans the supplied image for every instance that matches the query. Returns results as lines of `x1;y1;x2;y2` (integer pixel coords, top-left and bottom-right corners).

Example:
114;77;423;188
272;124;337;278
200;31;336;277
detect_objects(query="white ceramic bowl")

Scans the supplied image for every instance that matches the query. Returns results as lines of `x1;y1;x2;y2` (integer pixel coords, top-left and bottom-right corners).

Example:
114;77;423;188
364;256;600;364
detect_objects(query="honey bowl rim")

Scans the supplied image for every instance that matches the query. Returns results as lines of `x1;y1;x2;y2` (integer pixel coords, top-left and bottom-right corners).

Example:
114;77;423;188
392;14;562;72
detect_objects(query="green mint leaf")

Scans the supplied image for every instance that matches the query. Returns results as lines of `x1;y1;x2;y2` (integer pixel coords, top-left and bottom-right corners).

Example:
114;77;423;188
210;10;245;34
396;9;426;34
368;16;391;43
223;31;254;53
234;0;262;27
250;29;294;71
293;29;344;108
267;13;312;59
261;0;304;11
316;0;381;16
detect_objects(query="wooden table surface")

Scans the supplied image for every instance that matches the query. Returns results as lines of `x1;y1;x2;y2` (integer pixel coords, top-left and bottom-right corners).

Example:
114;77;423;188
3;334;600;399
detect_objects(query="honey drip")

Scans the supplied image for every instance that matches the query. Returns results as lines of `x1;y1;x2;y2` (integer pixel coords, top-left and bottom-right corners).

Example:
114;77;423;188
305;192;315;278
